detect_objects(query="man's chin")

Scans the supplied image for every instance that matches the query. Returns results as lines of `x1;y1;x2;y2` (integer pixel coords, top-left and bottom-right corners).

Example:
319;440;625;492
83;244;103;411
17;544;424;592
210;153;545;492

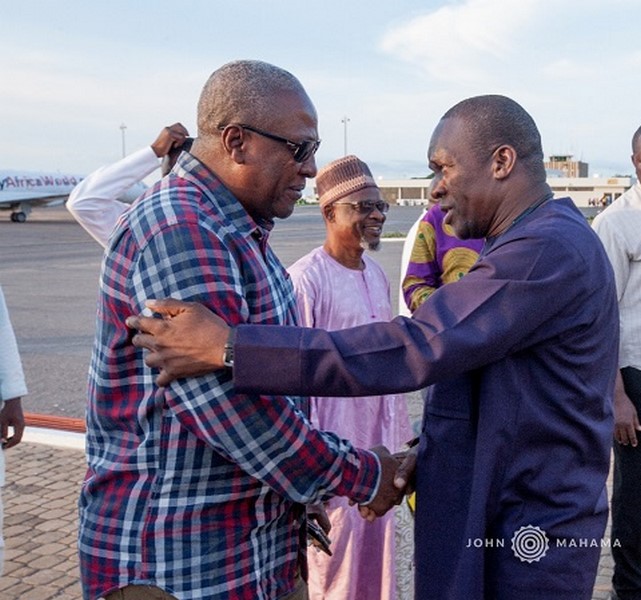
362;238;381;252
274;203;297;220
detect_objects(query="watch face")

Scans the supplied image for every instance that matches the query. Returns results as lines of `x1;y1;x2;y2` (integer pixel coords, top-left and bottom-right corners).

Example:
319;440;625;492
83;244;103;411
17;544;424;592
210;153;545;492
223;343;234;368
223;328;236;368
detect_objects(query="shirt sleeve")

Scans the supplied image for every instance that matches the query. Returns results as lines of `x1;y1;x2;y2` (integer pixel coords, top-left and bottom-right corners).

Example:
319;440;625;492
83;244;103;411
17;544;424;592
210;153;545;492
129;220;381;505
289;269;317;328
402;216;440;312
67;146;160;247
592;213;629;303
233;230;598;398
0;287;28;402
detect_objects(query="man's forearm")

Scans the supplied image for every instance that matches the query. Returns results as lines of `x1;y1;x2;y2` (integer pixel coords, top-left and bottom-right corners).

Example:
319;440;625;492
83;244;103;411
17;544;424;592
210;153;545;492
232;320;430;398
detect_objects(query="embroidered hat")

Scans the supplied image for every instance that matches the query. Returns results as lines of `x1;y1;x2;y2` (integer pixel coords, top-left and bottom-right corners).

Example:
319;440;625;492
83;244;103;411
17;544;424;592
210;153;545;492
316;155;378;207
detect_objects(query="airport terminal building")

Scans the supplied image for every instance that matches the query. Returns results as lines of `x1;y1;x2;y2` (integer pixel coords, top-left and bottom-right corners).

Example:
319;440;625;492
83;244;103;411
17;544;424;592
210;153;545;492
374;156;633;209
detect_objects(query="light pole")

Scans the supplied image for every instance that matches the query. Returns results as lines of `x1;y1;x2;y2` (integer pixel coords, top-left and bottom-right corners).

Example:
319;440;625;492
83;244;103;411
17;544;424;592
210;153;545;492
120;123;127;158
341;116;350;156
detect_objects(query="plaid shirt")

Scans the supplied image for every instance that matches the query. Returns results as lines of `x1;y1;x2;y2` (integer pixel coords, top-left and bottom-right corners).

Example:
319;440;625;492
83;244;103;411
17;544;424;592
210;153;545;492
78;154;380;600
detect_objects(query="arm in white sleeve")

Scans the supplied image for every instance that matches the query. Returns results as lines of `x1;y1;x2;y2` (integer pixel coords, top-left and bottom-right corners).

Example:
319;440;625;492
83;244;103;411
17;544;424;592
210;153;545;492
398;212;424;316
67;146;161;247
0;287;28;403
592;211;629;303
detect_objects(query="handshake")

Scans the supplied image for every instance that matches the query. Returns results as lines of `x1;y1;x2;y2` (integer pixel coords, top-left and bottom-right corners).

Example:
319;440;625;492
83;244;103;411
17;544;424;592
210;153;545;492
353;443;418;522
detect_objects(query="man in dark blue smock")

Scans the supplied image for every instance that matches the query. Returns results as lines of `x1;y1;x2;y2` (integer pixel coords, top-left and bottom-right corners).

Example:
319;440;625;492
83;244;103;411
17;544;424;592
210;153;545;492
127;95;618;599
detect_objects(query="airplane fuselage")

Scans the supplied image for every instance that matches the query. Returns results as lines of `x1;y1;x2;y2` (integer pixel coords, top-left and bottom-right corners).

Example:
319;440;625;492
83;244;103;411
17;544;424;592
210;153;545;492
0;170;84;221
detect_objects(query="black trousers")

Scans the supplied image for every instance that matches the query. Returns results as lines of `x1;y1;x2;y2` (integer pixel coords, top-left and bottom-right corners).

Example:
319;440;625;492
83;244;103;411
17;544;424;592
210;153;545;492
612;366;641;600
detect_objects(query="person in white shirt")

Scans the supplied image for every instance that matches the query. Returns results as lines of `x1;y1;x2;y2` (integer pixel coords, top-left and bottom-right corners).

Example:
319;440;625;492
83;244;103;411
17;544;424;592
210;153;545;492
592;124;641;600
67;123;190;247
397;209;426;316
0;284;27;575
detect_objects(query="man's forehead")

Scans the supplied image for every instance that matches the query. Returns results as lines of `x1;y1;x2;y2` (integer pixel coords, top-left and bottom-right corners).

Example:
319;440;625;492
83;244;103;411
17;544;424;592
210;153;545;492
428;117;467;160
274;90;318;126
431;117;466;143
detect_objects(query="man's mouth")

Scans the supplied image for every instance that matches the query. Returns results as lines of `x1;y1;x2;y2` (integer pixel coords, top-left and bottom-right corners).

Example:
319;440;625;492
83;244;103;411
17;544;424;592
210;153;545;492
288;186;305;200
363;225;382;236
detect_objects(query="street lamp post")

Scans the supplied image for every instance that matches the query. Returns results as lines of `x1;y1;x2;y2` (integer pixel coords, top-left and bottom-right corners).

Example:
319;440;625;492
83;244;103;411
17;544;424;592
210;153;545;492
341;116;350;156
120;123;127;158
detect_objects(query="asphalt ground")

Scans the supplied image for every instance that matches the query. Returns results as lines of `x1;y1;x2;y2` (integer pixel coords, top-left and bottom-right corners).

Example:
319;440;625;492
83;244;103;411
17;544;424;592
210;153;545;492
0;203;423;419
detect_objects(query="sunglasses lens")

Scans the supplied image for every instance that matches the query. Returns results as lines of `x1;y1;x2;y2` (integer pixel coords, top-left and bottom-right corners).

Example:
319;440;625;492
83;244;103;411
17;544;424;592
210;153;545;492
357;201;389;214
294;140;320;162
293;145;307;162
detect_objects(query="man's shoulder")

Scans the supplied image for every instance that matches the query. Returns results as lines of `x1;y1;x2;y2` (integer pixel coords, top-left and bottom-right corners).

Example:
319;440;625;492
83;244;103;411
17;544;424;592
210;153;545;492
614;182;641;207
593;185;641;225
104;178;240;261
534;197;591;236
362;252;387;277
539;201;616;290
127;177;230;235
494;199;600;273
288;247;325;280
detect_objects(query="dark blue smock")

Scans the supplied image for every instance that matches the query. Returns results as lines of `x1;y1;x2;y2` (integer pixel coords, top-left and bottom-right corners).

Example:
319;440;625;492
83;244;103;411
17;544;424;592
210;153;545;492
235;198;618;599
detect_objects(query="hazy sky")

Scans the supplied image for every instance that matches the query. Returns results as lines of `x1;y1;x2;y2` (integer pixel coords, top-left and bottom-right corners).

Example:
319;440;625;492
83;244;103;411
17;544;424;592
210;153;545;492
1;0;639;180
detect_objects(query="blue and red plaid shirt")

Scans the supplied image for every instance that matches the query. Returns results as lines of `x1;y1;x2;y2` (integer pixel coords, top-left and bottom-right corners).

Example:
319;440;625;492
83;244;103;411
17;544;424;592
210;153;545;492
78;154;381;600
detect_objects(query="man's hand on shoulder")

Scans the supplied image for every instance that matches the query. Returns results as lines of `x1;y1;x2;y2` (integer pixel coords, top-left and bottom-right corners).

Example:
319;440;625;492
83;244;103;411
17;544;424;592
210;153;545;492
127;298;229;387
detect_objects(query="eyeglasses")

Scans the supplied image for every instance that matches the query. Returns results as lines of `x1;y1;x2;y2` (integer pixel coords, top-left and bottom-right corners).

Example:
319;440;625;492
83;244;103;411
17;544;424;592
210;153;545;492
333;200;390;215
219;123;321;163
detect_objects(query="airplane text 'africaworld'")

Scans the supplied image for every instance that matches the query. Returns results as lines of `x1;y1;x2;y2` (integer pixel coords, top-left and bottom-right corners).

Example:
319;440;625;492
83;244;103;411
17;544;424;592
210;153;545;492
0;174;82;190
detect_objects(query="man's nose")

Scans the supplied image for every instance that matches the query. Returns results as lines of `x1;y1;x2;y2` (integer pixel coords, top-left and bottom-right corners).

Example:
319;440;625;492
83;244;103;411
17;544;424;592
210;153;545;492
299;154;317;178
371;206;386;221
430;177;445;199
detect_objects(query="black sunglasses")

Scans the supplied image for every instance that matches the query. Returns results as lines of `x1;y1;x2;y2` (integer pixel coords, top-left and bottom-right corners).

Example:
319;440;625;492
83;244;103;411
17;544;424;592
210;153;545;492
333;200;390;215
219;124;321;163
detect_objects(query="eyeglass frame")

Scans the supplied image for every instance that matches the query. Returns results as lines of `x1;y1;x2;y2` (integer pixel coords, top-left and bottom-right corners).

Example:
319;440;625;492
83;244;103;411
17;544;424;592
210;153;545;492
218;123;321;163
332;200;390;215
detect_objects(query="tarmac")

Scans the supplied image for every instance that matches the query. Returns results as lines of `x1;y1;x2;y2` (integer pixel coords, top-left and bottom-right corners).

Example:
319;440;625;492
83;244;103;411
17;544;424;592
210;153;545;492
1;421;617;600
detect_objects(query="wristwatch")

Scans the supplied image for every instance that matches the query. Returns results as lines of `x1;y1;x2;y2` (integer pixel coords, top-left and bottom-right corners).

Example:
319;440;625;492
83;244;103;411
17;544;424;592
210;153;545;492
222;327;235;368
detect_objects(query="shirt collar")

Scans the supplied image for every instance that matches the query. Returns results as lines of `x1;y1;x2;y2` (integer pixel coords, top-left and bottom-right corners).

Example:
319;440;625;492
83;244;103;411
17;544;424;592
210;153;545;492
173;152;271;242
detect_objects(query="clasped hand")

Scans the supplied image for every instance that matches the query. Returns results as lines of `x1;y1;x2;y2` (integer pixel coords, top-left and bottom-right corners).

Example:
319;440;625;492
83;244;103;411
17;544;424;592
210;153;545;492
354;445;417;522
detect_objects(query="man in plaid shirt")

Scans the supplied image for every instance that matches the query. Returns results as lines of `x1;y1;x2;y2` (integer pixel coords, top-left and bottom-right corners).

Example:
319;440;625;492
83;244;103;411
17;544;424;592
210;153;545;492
78;60;402;600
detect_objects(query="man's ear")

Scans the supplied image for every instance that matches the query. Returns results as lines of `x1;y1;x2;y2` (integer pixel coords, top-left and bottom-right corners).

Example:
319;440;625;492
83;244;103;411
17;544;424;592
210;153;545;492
492;145;516;180
323;205;335;222
220;125;246;164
